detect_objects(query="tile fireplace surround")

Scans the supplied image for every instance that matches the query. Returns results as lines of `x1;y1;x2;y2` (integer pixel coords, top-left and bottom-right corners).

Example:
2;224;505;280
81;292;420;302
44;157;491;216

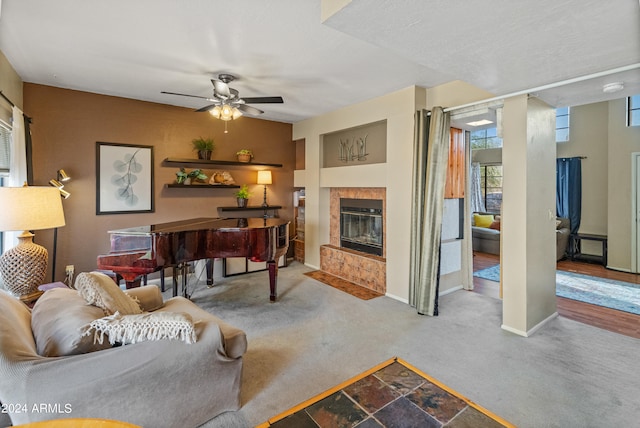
320;188;386;294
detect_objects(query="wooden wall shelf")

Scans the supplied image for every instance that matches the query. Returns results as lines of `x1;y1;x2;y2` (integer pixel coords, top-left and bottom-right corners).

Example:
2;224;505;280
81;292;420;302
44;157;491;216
219;205;282;212
163;158;283;168
165;184;239;189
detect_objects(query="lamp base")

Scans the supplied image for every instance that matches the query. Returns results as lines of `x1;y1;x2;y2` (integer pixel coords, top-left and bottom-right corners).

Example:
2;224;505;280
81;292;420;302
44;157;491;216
262;184;269;208
0;232;47;302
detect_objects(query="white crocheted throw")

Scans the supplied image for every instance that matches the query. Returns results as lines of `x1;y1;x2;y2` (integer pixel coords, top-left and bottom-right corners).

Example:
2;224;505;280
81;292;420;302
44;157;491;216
83;311;197;345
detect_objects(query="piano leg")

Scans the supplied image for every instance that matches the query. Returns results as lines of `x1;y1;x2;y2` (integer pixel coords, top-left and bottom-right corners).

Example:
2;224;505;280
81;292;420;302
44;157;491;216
206;258;214;286
268;260;278;302
121;273;142;289
174;263;190;298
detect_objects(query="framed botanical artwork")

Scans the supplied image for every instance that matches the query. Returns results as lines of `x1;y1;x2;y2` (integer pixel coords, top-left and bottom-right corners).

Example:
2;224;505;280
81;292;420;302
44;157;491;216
96;142;154;214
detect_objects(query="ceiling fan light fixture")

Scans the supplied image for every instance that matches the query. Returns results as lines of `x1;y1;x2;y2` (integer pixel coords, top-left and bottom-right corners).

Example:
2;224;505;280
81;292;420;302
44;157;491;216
221;104;233;120
209;106;221;119
232;107;243;120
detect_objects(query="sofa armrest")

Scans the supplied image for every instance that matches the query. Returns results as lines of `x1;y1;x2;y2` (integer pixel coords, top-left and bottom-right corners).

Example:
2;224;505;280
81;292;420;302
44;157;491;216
124;285;164;311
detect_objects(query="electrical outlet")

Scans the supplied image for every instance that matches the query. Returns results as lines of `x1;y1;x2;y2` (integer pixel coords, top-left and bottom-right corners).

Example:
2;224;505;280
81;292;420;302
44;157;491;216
65;265;74;275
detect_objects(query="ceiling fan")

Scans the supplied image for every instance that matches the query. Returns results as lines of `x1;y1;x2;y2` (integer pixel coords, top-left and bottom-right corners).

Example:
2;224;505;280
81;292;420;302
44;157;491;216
161;73;284;120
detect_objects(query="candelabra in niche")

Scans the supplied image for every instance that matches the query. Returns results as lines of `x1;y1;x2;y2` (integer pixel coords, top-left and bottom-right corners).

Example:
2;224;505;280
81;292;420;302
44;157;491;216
338;134;368;163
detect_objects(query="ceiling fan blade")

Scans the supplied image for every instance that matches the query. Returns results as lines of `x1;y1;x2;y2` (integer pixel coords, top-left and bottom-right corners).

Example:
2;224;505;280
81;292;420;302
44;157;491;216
212;79;231;98
241;96;284;104
161;91;210;100
236;104;264;115
195;104;219;113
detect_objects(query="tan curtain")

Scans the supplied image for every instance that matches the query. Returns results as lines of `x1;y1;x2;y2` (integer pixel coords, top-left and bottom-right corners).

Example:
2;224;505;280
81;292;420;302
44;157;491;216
409;107;451;315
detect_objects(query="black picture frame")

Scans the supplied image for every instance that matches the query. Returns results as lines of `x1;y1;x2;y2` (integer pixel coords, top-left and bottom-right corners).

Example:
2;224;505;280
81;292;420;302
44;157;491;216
96;142;154;215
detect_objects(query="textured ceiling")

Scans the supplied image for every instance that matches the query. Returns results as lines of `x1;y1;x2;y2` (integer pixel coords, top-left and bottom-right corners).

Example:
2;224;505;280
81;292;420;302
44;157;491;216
1;0;638;123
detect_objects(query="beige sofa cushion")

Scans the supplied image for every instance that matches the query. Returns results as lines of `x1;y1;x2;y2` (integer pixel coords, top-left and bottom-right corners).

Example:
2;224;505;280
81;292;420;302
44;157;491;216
31;288;112;357
75;272;142;315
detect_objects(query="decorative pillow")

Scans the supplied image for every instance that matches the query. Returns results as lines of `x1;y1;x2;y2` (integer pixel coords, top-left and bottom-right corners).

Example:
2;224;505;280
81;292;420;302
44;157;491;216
489;220;501;231
473;213;495;228
31;288;112;357
83;311;197;345
556;219;562;229
75;272;142;316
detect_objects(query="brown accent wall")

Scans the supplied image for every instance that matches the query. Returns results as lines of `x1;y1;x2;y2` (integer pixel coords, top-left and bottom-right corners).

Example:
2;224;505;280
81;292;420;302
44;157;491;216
23;84;293;280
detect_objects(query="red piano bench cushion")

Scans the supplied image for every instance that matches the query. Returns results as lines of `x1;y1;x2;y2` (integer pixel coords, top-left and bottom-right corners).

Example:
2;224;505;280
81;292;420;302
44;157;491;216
124;285;164;312
31;288;112;357
83;311;197;346
75;272;143;316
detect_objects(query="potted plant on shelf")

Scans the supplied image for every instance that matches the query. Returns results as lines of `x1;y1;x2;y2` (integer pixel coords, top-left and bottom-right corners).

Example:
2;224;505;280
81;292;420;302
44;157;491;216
188;169;208;184
176;168;208;185
192;137;215;160
236;149;253;163
234;184;251;207
175;168;188;184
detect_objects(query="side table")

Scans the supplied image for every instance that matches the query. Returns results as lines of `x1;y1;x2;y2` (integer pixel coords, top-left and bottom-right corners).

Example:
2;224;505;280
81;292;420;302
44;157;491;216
568;233;608;266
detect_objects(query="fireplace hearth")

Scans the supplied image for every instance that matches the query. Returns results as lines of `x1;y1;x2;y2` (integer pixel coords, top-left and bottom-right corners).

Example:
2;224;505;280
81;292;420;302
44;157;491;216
340;198;383;256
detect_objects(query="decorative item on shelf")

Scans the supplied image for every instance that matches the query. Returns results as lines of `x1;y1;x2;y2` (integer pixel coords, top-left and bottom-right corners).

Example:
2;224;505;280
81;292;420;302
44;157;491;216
0;184;66;302
257;170;272;208
176;168;208;185
209;170;236;185
234;184;251;207
236;149;253;163
191;137;215;160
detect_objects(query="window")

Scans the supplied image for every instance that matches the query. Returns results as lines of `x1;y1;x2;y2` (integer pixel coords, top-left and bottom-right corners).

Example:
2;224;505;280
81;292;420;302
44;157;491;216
556;107;570;142
470;128;502;149
627;95;640;127
480;165;503;213
0;121;10;174
0;123;10;253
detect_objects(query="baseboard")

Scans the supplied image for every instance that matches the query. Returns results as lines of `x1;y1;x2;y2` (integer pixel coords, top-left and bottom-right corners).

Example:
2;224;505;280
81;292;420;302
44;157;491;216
501;311;559;337
439;285;463;297
606;265;632;273
385;293;409;304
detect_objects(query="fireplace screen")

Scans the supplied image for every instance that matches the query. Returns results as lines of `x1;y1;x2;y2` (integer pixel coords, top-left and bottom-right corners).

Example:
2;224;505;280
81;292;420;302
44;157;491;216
340;198;383;256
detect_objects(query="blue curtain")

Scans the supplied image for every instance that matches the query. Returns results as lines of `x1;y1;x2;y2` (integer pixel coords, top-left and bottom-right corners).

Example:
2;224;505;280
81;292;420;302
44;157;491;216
556;157;582;234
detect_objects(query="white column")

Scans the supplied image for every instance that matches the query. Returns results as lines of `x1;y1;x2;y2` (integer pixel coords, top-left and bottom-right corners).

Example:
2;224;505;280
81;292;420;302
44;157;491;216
501;95;558;336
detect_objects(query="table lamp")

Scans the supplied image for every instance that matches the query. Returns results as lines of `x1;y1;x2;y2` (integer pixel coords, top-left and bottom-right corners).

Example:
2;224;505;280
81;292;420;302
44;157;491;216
0;185;66;302
257;170;272;208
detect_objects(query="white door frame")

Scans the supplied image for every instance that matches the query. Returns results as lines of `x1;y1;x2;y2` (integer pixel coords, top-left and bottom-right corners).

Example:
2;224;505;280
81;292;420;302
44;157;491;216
632;152;640;273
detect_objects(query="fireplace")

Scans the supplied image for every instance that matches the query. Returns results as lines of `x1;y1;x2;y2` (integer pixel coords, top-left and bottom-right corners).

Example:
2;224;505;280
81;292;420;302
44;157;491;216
340;198;383;256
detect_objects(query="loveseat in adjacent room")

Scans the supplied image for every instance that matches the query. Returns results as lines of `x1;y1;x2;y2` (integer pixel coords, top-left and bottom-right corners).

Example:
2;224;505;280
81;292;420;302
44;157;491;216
472;213;570;261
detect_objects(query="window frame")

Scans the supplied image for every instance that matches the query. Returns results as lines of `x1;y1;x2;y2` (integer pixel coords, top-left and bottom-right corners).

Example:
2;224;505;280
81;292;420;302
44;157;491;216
470;127;503;150
556;107;570;142
479;164;503;214
627;95;640;127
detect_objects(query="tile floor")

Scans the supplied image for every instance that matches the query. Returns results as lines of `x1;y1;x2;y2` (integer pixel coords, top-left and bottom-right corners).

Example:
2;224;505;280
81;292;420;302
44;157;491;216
269;361;508;427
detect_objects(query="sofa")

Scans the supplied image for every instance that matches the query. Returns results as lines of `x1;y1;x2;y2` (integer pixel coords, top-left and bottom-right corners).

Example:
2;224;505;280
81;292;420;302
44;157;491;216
472;213;570;261
0;280;247;428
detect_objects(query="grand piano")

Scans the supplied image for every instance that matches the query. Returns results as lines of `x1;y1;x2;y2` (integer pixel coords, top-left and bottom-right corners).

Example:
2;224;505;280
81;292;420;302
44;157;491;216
96;217;290;301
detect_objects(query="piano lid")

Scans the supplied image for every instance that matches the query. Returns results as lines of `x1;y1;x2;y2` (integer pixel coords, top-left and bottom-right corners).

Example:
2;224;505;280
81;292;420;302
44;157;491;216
108;217;288;236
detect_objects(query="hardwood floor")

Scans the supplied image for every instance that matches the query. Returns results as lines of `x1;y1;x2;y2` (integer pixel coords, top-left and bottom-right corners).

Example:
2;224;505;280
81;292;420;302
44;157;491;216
472;252;640;339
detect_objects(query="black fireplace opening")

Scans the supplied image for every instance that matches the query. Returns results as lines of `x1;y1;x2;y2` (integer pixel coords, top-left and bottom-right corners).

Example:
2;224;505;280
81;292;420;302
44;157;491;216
340;198;383;256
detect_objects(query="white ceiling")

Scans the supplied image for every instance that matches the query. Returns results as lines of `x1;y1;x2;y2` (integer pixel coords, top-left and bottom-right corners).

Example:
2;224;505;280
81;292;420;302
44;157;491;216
1;0;639;124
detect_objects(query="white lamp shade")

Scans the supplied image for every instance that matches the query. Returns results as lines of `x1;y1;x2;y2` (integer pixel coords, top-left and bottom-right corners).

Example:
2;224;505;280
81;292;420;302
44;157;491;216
0;186;66;232
257;170;272;185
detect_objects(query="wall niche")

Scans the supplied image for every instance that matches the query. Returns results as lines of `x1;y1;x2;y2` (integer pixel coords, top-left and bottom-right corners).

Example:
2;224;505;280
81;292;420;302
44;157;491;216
321;120;386;168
